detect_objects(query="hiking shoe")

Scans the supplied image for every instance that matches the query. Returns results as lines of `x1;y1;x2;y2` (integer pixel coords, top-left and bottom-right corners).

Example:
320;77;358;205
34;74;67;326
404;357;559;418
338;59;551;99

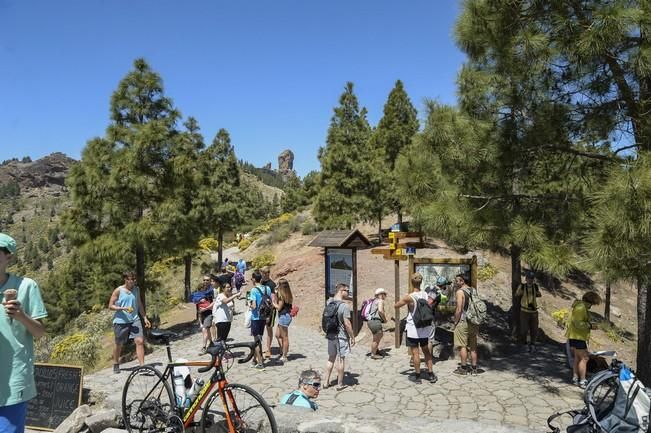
427;372;438;383
579;379;588;389
113;364;120;374
408;373;422;384
453;366;468;376
254;364;265;371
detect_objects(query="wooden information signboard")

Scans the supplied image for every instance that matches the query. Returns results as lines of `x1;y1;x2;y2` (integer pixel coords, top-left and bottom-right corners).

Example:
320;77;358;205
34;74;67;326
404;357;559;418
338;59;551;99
26;363;83;431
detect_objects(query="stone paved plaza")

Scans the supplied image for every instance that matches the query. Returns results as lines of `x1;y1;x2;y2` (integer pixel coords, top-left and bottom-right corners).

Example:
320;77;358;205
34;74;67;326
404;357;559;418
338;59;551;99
78;309;586;433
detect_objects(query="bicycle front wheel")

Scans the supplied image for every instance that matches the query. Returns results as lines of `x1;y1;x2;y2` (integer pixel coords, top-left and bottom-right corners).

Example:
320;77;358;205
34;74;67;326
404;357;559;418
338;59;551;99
585;370;619;423
122;365;176;433
201;383;277;433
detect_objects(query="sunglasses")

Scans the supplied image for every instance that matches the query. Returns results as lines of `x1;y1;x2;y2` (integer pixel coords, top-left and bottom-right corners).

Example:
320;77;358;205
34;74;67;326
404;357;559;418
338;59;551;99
307;382;321;389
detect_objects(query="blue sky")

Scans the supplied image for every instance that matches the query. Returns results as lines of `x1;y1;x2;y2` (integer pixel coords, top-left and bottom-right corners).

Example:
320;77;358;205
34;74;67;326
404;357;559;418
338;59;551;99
0;1;465;177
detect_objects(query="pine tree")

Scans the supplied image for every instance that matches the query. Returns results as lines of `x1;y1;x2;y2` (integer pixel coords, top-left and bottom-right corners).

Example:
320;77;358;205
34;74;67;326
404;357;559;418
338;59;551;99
372;80;419;224
64;58;181;308
314;82;373;229
281;175;307;213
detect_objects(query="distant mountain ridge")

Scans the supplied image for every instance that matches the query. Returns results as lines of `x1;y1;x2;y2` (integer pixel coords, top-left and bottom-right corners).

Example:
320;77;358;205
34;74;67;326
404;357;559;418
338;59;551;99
0;152;75;190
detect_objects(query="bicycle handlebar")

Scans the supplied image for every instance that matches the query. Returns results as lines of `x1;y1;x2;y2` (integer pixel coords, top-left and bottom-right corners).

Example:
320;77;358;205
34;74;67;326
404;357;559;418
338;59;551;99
198;341;258;373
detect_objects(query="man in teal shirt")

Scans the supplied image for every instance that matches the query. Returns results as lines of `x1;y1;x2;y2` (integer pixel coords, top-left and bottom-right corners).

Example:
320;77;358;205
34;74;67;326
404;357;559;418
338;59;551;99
280;370;320;411
0;233;48;433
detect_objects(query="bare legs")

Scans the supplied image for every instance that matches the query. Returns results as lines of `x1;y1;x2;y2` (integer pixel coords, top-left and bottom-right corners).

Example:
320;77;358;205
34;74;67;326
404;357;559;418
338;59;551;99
275;325;289;359
324;354;345;387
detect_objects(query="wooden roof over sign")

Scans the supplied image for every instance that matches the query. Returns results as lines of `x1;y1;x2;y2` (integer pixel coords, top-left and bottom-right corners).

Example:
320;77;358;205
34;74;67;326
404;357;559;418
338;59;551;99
307;229;371;248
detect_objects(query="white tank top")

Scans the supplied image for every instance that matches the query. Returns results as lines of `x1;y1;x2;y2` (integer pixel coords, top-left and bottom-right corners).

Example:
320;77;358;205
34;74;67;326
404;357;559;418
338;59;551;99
405;291;433;339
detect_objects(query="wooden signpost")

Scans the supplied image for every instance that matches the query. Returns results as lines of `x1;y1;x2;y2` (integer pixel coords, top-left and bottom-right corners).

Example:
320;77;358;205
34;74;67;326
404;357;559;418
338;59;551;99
371;231;423;347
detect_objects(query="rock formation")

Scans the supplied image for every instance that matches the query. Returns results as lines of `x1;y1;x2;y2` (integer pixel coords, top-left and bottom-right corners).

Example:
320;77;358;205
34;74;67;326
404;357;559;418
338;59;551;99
0;152;74;190
278;149;295;179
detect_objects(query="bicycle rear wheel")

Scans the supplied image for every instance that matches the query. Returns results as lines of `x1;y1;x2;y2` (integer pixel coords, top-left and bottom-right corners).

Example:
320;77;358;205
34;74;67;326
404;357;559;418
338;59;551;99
585;370;618;423
201;383;277;433
122;365;176;433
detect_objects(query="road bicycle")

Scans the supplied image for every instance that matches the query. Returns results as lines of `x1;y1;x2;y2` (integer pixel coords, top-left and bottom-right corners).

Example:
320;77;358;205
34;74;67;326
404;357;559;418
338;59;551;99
121;329;277;433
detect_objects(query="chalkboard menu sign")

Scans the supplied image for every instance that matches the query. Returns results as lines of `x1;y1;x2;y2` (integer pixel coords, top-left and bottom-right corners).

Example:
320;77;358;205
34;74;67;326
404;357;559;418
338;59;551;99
26;363;83;431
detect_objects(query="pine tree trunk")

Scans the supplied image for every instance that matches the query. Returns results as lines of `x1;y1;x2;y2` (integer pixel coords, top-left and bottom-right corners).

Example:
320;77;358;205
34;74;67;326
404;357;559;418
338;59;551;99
136;243;146;311
604;281;611;322
510;244;522;335
378;212;382;243
637;276;651;385
397;209;403;225
217;228;224;271
184;254;192;302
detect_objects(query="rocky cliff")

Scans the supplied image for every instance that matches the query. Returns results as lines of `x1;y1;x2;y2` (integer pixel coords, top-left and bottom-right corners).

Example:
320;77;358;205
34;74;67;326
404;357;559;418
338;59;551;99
0;152;75;190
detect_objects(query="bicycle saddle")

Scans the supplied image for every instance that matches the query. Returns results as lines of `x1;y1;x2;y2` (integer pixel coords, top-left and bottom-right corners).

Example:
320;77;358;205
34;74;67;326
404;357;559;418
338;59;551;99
149;329;177;341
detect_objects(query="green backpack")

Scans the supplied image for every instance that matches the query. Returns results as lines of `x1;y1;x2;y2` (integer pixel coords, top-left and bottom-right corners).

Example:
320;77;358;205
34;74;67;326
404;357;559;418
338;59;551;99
462;287;487;325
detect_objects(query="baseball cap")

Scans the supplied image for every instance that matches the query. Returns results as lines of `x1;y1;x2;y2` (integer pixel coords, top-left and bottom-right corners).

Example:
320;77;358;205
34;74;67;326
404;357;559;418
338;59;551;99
0;233;17;254
374;288;387;296
436;276;449;286
525;270;535;279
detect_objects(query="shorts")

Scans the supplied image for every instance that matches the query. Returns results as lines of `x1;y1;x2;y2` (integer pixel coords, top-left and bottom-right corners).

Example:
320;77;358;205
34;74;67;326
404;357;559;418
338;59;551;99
367;318;383;335
0;401;27;433
568;339;588;350
327;338;350;359
251;319;266;337
265;308;277;327
277;312;292;328
216;321;232;342
454;320;479;350
428;325;436;343
113;319;144;345
200;311;213;329
406;337;428;347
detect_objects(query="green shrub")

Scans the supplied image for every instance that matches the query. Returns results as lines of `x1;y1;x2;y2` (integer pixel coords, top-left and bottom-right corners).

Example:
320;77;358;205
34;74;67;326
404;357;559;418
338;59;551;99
50;332;100;369
252;252;276;269
551;308;570;328
301;220;317;235
287;215;302;232
598;321;625;343
238;238;252;251
477;263;498;281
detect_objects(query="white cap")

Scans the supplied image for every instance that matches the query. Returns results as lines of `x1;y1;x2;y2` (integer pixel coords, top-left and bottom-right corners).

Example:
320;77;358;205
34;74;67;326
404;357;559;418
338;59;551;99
375;288;387;296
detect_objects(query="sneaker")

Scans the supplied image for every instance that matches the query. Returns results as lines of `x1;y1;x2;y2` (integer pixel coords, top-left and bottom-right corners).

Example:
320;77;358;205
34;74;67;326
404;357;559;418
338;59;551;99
572;376;579;386
254;364;265;371
408;373;422;384
453;366;468;376
280;357;289;363
370;354;383;360
470;366;478;375
113;364;120;374
579;379;588;389
427;372;438;383
199;347;207;355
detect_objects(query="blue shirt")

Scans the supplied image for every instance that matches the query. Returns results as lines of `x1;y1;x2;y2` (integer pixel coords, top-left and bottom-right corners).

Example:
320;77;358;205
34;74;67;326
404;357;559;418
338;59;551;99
236;259;246;273
280;391;318;410
1;274;48;406
112;286;140;324
248;285;270;320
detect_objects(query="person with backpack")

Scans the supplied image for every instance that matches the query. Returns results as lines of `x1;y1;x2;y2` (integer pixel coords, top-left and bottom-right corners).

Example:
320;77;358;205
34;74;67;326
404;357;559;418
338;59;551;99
323;283;355;391
453;274;480;375
248;271;272;370
280;369;321;411
395;273;437;384
515;270;542;353
260;266;277;360
193;275;215;355
367;288;387;360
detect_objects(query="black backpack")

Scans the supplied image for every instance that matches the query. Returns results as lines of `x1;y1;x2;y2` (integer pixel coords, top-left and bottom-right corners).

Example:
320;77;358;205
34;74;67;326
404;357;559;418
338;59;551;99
255;287;273;320
321;301;342;335
411;296;434;328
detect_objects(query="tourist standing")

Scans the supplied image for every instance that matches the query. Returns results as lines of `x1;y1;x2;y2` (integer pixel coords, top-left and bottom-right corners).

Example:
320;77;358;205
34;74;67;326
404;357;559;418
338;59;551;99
248;271;271;370
260;266;277;360
567;291;602;388
196;275;215;354
515;271;542;352
212;283;240;344
0;233;48;433
368;288;387;360
395;273;437;384
453;274;479;375
323;283;355;391
109;271;151;373
273;278;294;362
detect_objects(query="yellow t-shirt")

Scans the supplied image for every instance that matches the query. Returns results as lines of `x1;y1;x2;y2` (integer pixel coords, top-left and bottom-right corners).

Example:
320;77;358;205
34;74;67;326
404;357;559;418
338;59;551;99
565;300;591;341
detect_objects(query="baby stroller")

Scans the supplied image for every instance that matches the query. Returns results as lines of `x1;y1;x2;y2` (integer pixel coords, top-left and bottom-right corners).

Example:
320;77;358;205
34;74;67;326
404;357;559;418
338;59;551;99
548;351;651;433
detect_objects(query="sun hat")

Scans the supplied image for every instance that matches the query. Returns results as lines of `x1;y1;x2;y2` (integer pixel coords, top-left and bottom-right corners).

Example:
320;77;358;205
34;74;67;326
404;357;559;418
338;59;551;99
0;233;17;254
375;288;387;296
